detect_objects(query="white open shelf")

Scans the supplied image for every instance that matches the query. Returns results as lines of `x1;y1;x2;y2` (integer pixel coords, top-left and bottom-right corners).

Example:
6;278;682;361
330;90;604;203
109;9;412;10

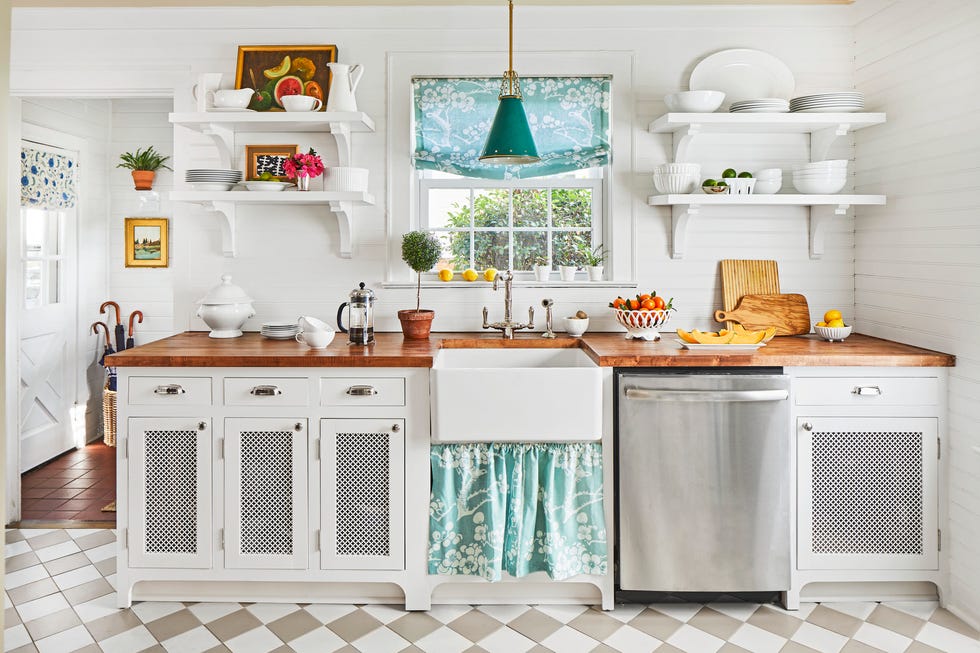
169;111;375;133
646;194;886;260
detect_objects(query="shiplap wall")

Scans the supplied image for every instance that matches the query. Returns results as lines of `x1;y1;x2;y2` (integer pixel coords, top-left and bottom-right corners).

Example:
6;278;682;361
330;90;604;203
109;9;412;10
20;98;110;441
10;5;858;334
854;0;980;627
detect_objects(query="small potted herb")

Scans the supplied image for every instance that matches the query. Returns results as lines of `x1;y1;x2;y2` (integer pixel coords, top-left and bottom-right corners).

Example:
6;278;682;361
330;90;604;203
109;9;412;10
398;230;441;339
580;243;606;281
532;255;551;282
117;146;171;190
557;254;579;282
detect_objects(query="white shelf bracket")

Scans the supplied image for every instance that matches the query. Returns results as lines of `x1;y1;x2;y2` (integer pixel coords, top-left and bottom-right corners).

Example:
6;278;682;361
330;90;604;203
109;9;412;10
670;204;700;259
328;122;353;168
673;124;701;162
203;201;237;258
328;200;354;258
200;124;235;170
811;123;851;162
808;203;850;259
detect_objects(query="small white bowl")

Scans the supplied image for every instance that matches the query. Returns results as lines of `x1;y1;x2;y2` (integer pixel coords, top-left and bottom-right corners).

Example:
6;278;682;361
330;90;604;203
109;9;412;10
754;168;783;179
795;159;848;171
653;173;698;194
564;317;589;337
814;324;852;341
703;184;728;194
244;181;291;192
653;163;701;176
754;178;782;194
664;90;725;113
792;177;847;194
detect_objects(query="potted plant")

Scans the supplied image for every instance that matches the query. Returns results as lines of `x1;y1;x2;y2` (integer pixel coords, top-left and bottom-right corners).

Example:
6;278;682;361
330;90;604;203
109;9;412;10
580;243;606;281
532;256;551;282
398;230;441;339
116;146;171;190
557;254;579;282
283;148;325;191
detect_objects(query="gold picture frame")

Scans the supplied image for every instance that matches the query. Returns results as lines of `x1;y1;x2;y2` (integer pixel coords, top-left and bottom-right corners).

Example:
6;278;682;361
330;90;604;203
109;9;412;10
235;45;338;111
245;144;300;181
125;217;168;268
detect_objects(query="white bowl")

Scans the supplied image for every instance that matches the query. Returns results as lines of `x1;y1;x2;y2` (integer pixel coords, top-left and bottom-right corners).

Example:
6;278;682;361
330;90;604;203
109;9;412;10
664;90;725;113
243;181;291;192
754;168;783;179
754;178;782;194
324;167;369;192
795;159;848;170
563;317;589;337
196;302;255;338
613;308;673;341
792;177;847;194
814;324;852;341
653;173;698;194
727;178;757;194
653;163;701;176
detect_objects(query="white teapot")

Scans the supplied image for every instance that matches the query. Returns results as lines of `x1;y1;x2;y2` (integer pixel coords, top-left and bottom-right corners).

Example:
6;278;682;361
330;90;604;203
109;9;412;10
196;275;255;338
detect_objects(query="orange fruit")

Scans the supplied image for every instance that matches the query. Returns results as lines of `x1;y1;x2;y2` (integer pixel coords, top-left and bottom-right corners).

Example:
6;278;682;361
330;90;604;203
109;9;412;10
652;296;666;310
628;298;640;310
638;293;651;302
641;298;657;310
612;297;626;309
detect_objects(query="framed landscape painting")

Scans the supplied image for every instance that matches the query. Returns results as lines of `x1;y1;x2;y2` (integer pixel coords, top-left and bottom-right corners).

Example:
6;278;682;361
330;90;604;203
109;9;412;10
245;144;299;181
125;218;168;268
235;45;338;111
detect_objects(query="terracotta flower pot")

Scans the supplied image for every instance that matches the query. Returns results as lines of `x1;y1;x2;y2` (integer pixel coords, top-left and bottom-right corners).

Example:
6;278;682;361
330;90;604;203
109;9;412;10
132;170;155;190
398;309;435;339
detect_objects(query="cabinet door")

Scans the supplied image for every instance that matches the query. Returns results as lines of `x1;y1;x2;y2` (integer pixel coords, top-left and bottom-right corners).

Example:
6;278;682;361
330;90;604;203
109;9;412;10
320;418;404;570
128;417;212;568
798;417;938;570
224;418;308;569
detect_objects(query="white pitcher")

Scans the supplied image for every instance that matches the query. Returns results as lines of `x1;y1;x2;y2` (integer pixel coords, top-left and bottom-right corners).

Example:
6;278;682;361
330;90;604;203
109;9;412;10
326;63;364;112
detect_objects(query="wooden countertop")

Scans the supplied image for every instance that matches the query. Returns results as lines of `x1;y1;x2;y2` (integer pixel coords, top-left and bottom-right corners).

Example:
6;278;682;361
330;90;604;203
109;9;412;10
106;331;955;368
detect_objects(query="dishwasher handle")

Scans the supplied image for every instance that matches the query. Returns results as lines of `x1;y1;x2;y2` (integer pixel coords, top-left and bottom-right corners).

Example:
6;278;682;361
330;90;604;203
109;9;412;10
624;388;789;402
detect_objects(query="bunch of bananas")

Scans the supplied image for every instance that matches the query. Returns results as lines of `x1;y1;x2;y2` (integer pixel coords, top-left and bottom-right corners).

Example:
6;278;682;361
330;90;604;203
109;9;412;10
677;324;777;345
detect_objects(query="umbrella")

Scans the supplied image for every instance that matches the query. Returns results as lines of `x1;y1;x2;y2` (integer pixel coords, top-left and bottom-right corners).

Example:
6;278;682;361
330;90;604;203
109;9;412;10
92;321;116;390
100;301;125;353
127;310;143;349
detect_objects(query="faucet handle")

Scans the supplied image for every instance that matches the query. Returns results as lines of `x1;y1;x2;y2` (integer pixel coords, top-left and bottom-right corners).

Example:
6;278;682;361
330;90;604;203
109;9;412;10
527;306;535;330
482;306;490;329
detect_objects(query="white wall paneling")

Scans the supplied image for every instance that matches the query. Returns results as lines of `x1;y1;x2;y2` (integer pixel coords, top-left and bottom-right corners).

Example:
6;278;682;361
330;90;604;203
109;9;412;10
854;0;980;629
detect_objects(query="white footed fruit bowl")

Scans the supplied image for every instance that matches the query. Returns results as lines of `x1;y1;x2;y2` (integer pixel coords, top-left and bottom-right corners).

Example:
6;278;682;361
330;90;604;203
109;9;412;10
613;308;673;341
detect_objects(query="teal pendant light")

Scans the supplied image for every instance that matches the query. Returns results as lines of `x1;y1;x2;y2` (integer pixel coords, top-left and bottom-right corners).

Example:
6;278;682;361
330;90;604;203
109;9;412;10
479;0;540;165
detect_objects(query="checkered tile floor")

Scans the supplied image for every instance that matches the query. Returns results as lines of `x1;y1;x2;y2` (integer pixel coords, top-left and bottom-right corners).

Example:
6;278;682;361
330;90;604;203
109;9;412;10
5;529;979;653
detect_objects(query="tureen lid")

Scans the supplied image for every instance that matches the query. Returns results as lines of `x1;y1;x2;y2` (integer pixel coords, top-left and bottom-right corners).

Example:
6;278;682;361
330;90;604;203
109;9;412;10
198;274;253;305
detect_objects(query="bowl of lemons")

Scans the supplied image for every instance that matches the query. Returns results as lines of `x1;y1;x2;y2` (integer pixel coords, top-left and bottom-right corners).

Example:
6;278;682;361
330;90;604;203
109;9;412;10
814;309;852;342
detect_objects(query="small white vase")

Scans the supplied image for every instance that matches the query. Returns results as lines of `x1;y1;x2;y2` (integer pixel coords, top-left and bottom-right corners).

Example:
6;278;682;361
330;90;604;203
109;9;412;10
587;265;604;281
559;265;578;282
533;265;551;282
296;175;311;191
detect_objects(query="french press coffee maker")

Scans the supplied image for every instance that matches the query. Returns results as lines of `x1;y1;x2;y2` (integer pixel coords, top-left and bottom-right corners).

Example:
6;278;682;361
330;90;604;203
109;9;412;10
337;282;375;345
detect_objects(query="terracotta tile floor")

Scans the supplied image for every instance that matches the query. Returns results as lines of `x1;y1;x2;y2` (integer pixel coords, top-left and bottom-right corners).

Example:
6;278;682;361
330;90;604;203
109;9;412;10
19;442;116;522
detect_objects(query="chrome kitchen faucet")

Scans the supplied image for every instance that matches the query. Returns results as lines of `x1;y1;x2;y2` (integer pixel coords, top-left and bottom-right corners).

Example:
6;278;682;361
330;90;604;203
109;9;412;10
482;270;534;339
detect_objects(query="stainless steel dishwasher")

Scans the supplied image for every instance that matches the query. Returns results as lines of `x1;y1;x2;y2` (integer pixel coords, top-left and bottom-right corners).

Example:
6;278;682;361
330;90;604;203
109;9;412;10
617;370;791;592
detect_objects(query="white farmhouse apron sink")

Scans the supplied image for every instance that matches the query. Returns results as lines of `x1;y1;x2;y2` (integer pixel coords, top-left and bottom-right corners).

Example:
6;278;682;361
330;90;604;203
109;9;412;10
430;347;602;442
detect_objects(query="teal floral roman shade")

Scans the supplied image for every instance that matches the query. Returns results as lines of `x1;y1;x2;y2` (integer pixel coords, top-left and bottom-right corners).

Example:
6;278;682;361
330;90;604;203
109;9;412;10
21;146;77;209
429;442;607;581
414;76;611;179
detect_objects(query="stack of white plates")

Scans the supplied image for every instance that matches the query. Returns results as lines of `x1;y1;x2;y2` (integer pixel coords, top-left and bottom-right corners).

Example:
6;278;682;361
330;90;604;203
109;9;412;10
729;98;790;113
186;169;243;191
261;321;300;340
792;160;848;194
790;92;865;113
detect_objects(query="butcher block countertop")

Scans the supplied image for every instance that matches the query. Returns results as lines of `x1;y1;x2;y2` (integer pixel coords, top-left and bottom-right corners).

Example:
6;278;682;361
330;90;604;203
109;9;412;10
106;331;955;368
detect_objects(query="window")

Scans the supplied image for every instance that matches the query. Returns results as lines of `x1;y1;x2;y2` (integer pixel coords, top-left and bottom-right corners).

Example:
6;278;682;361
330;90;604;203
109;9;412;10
413;76;609;275
22;208;65;308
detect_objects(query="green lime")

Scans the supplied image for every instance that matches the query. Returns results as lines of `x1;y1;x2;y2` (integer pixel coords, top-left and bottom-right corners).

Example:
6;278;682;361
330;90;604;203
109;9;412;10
737;171;753;178
722;168;737;178
716;180;728;186
702;179;717;186
259;171;275;181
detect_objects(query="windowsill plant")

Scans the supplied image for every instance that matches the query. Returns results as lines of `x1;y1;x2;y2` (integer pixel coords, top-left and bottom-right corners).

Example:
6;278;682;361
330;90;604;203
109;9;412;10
399;230;442;339
580;244;606;281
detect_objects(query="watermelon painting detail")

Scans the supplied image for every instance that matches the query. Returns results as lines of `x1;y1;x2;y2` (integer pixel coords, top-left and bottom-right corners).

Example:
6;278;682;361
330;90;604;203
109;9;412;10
235;45;338;112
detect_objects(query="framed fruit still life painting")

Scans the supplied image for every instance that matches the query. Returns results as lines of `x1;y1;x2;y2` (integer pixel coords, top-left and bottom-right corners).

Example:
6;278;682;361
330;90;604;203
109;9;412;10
235;45;338;112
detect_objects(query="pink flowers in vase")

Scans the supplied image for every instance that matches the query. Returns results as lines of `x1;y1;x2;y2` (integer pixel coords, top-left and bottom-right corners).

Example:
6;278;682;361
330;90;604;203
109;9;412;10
283;148;325;190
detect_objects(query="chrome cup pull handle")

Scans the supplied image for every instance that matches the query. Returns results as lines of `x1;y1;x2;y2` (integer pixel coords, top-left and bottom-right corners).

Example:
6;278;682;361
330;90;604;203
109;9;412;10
852;385;882;396
346;385;378;396
154;384;186;395
250;385;282;396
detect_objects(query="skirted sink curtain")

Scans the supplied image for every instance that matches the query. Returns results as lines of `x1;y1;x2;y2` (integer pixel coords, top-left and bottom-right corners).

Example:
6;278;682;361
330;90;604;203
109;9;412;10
413;76;611;180
429;442;607;581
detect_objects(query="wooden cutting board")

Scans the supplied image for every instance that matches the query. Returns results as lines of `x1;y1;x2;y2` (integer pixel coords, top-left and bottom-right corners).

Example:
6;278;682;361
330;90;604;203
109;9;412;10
720;260;780;330
714;293;811;336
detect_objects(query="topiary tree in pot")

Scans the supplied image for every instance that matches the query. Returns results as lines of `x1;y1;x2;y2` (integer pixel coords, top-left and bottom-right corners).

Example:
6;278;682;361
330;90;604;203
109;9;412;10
399;230;441;339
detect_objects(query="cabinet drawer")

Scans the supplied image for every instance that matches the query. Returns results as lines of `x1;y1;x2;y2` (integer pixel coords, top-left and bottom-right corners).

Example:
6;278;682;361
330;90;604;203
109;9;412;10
129;377;212;406
223;378;310;407
319;378;405;407
795;377;939;406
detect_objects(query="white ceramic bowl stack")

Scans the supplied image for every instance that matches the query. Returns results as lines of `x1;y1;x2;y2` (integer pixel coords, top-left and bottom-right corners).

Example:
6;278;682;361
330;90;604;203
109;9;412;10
653;163;701;194
663;91;725;113
792;160;848;194
753;168;783;194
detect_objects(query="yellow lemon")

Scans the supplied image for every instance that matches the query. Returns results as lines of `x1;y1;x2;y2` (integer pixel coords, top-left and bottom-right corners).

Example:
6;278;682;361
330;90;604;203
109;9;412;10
438;269;453;282
483;267;498;282
824;309;842;323
816;321;827;327
462;268;478;282
828;318;846;328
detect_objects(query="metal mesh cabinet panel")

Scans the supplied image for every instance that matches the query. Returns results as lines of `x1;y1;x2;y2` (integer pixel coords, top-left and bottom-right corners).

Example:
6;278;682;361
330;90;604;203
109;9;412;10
798;417;938;570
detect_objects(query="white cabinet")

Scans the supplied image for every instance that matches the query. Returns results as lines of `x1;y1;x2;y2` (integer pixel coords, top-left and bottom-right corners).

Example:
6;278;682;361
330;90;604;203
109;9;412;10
127;417;212;569
797;416;938;571
224;417;309;569
320;418;404;570
646;112;887;259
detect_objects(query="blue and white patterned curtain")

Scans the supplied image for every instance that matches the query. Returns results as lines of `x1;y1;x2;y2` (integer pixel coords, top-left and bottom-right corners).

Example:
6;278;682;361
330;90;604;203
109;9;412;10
413;76;611;180
21;146;78;209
